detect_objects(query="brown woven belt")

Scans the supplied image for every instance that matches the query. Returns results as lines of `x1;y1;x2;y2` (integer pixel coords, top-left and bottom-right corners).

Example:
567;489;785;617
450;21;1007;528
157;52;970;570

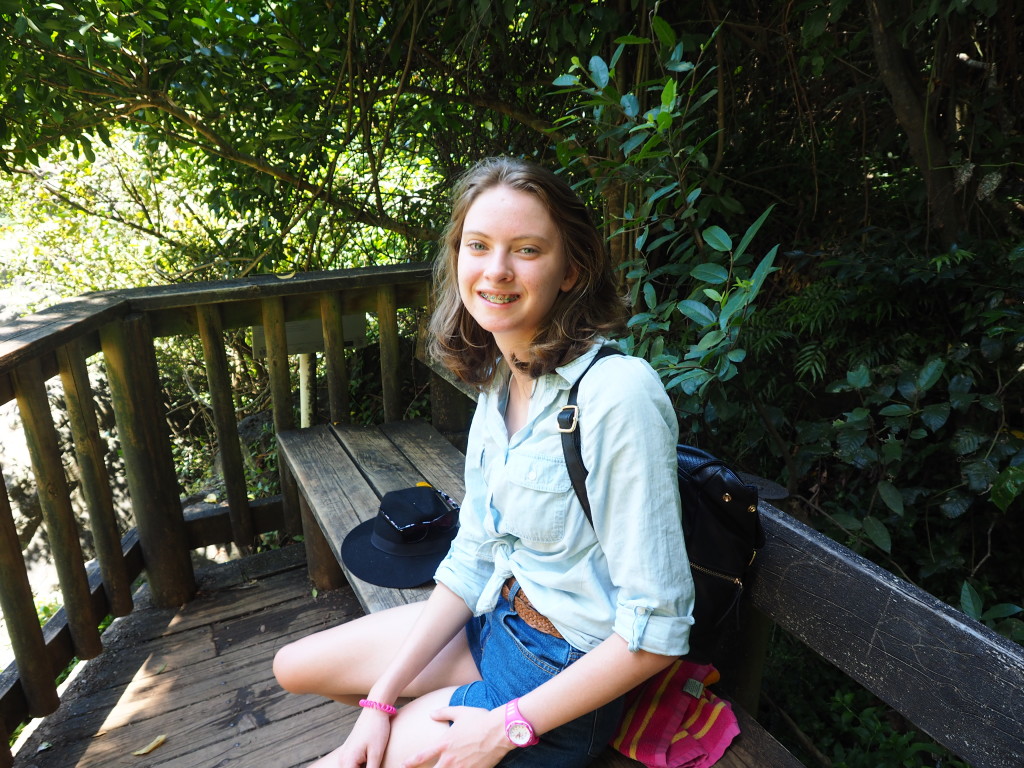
501;577;563;639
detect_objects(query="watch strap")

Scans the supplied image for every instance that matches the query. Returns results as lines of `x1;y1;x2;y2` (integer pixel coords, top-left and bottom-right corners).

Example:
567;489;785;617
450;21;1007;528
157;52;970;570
504;698;539;747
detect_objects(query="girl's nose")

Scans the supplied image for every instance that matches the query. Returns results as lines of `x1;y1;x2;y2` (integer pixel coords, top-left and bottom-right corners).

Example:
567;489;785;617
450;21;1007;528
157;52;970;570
483;249;513;281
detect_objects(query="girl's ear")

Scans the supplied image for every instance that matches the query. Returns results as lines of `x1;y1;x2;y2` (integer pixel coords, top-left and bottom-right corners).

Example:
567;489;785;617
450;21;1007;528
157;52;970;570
561;260;580;292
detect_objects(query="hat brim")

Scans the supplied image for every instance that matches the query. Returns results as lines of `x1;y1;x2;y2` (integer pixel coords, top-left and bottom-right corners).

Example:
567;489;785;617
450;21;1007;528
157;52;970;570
341;517;454;589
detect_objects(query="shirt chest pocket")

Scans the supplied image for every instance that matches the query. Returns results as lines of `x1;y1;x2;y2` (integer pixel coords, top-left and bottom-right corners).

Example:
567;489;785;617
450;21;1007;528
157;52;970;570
498;451;573;544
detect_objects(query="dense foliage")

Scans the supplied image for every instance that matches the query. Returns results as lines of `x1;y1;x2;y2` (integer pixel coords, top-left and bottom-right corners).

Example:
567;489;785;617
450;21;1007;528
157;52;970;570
2;1;1022;764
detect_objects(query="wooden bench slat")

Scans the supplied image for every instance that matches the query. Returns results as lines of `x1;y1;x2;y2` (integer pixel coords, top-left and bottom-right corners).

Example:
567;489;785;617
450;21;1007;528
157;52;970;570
329;423;435;495
378;420;468;501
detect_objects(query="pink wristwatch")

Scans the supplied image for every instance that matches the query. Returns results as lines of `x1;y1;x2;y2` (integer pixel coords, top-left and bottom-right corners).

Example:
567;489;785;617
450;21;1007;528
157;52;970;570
504;698;539;747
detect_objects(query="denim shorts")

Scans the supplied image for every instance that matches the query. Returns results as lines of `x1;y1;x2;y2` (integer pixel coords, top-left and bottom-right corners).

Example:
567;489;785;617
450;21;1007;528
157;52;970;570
449;582;624;767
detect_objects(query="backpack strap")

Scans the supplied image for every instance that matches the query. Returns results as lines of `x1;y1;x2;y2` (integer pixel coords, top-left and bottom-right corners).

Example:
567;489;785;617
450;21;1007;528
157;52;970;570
558;345;623;526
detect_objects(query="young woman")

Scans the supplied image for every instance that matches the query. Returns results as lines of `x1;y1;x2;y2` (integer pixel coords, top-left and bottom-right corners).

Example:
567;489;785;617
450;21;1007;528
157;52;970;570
273;156;694;768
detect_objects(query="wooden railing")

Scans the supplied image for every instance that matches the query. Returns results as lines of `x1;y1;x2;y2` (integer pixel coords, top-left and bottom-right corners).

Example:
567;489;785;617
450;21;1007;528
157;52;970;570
0;264;432;764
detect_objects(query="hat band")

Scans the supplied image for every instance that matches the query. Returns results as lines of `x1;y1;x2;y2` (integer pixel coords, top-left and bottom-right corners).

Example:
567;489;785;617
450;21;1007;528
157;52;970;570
370;529;454;558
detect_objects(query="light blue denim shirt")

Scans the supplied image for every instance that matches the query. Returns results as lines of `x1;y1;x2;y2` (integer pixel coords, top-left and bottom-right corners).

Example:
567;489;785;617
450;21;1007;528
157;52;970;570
434;342;695;656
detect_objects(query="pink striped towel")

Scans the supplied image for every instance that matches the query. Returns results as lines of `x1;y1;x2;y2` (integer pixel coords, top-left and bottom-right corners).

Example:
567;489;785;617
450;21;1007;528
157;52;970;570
611;660;740;768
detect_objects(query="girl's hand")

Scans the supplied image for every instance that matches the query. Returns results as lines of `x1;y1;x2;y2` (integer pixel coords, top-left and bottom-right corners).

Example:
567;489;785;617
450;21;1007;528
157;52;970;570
401;705;513;768
310;707;392;768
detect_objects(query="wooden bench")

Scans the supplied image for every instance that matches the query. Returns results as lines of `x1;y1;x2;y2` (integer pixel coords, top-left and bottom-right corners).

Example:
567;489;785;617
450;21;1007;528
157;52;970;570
278;420;1024;768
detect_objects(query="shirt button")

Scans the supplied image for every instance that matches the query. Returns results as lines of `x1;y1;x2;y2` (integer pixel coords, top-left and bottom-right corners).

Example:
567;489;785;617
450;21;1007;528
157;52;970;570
528;470;537;480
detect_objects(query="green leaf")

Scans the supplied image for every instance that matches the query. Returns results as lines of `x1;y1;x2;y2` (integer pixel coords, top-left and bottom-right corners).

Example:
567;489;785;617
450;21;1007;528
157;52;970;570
614;35;651;45
621;131;647;156
963;459;998;493
847;364;871;389
719;290;749;329
695;329;726;351
660;77;677;111
702;225;732;252
620;93;640;118
690;263;729;284
836;427;868;453
651;16;676;48
877;480;904;515
882;438;903;465
991;465;1024;511
678;369;713;395
642;281;656;309
862;516;891;553
960;582;983;620
982;603;1023;621
677;300;717;326
589;55;609;88
952;428;985;455
920;402;950;432
879;403;912;417
552;73;578;87
916;358;945;391
940;492;972;519
732;205;774;260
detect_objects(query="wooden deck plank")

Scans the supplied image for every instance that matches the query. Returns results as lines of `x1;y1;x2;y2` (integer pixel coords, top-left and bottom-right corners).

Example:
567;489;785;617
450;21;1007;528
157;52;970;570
11;548;364;768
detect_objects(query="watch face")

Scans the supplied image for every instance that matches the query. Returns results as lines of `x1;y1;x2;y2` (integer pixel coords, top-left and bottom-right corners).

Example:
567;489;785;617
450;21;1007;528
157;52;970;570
507;721;534;746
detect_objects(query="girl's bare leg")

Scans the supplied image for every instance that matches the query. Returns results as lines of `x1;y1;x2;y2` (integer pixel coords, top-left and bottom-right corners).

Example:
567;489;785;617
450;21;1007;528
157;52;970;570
273;598;481;704
381;687;459;768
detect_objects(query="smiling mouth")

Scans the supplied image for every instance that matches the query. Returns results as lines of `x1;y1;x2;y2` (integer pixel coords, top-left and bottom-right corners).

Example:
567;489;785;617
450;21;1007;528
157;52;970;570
480;292;520;304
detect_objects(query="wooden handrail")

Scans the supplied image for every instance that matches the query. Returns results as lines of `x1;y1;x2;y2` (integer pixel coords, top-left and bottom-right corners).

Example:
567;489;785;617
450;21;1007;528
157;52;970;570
0;263;432;760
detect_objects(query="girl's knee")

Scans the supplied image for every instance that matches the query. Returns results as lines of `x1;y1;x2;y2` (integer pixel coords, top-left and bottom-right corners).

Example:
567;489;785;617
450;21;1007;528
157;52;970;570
272;640;308;693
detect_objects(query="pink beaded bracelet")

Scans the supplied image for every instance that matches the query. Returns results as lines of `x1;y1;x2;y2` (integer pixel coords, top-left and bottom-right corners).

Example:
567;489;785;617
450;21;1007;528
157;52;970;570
359;699;397;716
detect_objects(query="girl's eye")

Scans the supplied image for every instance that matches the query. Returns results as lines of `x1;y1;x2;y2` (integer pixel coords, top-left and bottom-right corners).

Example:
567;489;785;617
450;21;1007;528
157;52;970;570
466;241;487;251
519;246;538;255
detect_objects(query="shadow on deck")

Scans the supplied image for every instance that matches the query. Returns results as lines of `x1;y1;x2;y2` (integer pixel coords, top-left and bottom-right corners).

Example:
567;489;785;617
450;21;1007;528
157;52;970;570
13;546;360;767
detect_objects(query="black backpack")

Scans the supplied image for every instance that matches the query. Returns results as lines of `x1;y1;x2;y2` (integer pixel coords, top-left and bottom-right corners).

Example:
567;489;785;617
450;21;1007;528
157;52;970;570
557;346;764;663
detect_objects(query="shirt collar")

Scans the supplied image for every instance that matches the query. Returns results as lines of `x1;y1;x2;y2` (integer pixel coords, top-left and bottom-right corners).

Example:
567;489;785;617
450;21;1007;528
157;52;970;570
551;339;609;390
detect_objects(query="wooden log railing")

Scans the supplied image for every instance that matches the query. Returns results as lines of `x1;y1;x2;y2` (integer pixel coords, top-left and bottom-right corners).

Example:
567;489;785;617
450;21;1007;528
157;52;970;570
0;264;431;765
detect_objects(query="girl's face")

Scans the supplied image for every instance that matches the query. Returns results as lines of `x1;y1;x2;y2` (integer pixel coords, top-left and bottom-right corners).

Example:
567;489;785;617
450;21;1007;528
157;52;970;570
457;184;578;361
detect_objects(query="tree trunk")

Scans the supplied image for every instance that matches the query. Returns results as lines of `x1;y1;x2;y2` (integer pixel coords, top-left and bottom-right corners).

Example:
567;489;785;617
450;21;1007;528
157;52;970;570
866;0;964;242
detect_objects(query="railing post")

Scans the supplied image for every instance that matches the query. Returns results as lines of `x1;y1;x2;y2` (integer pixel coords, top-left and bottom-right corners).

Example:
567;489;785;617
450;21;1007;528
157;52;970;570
12;358;102;660
0;478;60;717
0;720;10;768
100;313;195;608
298;492;345;591
196;304;255;554
376;285;401;423
57;340;133;618
262;297;301;535
320;292;351;424
298;352;316;427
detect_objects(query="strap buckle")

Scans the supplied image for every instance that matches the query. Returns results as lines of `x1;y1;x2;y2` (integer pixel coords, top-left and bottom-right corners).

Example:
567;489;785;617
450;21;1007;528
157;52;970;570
557;405;580;433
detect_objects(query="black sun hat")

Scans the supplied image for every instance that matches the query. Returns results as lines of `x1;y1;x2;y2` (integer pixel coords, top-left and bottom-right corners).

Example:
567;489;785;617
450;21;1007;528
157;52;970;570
341;485;460;589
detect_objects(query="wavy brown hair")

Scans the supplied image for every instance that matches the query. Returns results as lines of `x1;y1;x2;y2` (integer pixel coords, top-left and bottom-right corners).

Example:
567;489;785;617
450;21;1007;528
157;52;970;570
427;156;628;388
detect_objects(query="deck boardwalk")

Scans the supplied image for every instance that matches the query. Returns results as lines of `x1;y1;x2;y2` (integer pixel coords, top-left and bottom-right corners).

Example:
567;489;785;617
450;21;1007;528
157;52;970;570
13;546;364;768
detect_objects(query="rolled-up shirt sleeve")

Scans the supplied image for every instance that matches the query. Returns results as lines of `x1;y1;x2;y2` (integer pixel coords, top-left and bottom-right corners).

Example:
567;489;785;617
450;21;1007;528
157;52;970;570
581;356;695;655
